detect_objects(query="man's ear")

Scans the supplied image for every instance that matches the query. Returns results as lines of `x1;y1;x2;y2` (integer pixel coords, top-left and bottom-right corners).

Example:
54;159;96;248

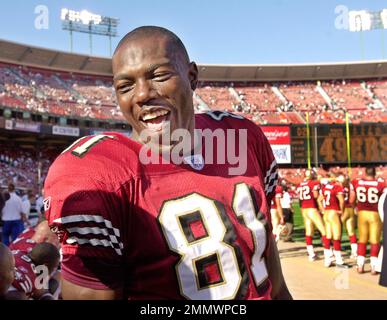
188;62;199;91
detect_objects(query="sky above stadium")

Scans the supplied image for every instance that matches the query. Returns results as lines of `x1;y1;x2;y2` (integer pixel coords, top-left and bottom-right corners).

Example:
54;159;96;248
0;0;386;64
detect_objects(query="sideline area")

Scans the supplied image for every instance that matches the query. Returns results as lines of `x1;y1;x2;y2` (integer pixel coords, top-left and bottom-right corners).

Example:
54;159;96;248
278;240;387;299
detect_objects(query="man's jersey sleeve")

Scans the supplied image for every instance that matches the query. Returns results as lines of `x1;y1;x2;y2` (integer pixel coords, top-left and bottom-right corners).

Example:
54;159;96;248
336;184;344;195
379;180;387;194
44;155;131;289
312;181;321;192
249;123;278;205
275;185;283;198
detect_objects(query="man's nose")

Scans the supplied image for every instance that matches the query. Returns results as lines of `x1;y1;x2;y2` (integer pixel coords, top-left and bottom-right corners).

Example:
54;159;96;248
133;79;156;106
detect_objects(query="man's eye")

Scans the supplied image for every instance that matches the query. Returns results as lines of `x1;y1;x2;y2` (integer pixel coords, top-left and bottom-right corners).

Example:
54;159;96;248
117;84;134;93
154;73;172;81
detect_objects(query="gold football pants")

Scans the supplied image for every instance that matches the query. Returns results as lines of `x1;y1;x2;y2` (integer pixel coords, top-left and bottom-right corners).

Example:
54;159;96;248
341;207;356;237
323;210;341;240
271;209;280;234
357;210;382;244
302;208;326;237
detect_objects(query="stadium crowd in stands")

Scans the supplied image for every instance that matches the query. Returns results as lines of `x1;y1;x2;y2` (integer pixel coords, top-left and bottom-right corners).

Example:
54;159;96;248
1;62;387;124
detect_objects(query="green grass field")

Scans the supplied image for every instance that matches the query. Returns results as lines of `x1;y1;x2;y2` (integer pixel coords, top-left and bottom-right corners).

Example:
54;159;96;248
291;202;354;251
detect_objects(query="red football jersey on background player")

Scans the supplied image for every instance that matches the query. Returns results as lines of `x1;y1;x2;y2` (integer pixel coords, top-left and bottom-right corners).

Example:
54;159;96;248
321;183;344;211
44;112;278;300
9;227;36;254
343;186;353;208
297;180;320;209
270;185;283;209
288;189;296;200
11;250;38;299
351;178;386;211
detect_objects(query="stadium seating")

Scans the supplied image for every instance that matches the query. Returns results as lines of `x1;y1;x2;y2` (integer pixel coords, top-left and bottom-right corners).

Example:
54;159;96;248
278;82;326;111
366;80;387;107
195;83;237;111
1;62;387;124
233;82;281;111
0;146;58;190
321;80;373;110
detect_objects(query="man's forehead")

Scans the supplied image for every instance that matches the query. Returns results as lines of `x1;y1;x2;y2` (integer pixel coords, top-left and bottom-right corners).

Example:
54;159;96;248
114;36;171;65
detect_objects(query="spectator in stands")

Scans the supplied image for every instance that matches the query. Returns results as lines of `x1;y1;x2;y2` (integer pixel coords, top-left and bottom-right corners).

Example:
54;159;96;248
1;183;25;245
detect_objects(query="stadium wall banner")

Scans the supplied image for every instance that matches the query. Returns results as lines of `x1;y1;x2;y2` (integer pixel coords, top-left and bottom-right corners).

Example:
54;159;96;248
14;121;41;133
90;128;132;137
261;126;291;164
291;123;387;164
4;119;13;130
2;119;41;133
52;125;80;137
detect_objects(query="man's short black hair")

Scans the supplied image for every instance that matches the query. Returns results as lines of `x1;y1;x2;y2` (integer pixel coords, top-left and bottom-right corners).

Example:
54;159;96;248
114;25;190;63
30;243;60;273
365;166;376;177
8;184;15;192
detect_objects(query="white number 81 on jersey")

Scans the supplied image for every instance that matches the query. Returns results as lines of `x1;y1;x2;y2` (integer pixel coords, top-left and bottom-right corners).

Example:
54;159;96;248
158;183;268;300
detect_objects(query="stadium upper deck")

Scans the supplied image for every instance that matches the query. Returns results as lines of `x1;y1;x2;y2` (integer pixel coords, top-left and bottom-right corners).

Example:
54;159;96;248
0;39;387;124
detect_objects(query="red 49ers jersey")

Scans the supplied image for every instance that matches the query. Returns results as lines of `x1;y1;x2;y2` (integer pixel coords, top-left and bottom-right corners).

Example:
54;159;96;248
44;112;278;300
343;186;353;208
9;227;36;254
11;250;38;299
320;183;344;211
270;185;283;209
297;180;320;209
351;178;386;212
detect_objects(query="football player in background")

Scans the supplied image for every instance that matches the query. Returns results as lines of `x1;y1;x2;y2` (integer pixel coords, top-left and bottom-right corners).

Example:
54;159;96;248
9;220;60;254
318;174;345;267
7;242;60;300
378;190;386;287
338;174;357;259
43;26;292;300
350;167;386;274
0;243;15;299
297;169;329;261
271;182;285;242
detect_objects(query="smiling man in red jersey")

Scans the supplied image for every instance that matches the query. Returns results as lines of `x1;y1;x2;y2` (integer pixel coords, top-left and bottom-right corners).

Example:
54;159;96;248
43;26;291;300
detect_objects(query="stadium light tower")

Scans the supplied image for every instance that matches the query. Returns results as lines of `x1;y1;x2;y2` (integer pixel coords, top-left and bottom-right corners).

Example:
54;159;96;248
61;8;119;56
349;9;387;59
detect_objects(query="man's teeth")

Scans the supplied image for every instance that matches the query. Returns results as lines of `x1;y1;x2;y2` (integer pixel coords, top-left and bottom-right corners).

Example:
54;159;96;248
142;110;169;121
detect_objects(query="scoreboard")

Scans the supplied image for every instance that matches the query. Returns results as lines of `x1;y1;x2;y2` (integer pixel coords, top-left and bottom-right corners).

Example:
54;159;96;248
291;123;387;165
